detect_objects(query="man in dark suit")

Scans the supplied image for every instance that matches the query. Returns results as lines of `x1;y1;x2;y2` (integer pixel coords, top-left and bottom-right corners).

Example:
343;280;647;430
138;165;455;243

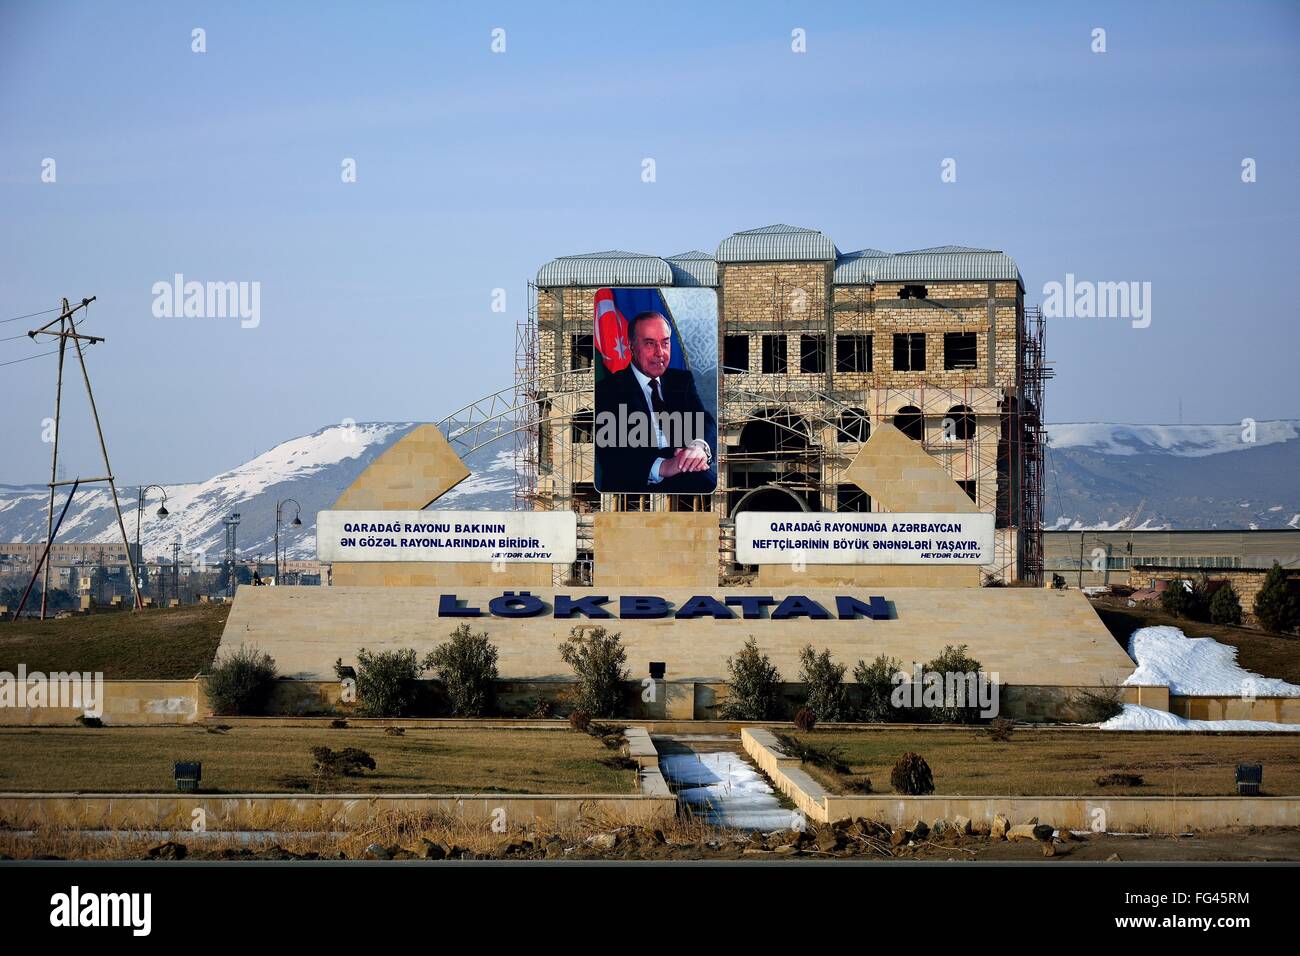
595;311;716;493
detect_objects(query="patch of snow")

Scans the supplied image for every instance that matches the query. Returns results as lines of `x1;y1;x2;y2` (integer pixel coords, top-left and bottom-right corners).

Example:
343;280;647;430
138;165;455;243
659;752;794;830
1098;704;1300;732
1049;516;1170;532
1046;420;1300;457
430;449;516;506
1122;625;1300;697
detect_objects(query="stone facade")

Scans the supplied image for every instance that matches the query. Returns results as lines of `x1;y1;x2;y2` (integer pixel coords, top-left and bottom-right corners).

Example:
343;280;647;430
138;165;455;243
592;512;719;588
529;228;1034;585
218;585;1136;687
331;424;474;586
332;562;553;588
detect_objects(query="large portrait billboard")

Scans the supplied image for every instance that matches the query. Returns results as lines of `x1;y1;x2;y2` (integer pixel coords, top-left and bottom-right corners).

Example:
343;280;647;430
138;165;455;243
592;287;718;494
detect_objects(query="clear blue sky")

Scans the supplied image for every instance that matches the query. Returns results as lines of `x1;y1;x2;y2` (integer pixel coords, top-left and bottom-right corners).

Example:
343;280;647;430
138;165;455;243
2;0;1298;484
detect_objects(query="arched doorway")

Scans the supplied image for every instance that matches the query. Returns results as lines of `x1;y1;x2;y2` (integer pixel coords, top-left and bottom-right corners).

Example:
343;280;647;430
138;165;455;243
728;408;817;515
730;483;810;517
944;404;974;441
736;409;810;455
894;405;924;441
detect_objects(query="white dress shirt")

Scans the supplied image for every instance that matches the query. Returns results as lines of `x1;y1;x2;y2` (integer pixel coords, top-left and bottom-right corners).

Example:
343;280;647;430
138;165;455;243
627;363;709;485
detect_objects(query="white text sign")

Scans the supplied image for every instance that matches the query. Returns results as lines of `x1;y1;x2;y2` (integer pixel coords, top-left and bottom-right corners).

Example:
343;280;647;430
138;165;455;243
736;511;995;565
317;510;576;564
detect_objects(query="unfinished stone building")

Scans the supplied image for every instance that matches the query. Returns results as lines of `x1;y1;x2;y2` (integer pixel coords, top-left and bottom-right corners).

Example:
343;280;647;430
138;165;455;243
517;224;1047;584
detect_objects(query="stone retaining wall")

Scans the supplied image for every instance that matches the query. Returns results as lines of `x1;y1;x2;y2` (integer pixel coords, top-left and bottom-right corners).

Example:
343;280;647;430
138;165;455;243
740;727;1300;831
3;679;1295;726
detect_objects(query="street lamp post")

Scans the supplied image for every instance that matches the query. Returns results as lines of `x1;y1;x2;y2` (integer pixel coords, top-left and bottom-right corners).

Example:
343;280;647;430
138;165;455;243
171;539;181;606
134;485;169;606
275;498;302;584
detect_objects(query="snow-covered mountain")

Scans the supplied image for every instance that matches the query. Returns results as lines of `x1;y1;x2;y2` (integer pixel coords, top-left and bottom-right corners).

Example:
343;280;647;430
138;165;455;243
1;419;1296;557
0;422;514;563
1044;420;1300;531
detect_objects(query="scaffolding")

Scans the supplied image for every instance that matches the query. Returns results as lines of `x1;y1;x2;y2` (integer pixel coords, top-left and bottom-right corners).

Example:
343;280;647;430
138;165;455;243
505;276;1048;586
1018;304;1050;584
513;287;539;511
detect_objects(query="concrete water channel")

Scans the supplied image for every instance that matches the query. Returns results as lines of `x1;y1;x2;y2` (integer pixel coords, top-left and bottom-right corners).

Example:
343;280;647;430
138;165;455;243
654;734;797;830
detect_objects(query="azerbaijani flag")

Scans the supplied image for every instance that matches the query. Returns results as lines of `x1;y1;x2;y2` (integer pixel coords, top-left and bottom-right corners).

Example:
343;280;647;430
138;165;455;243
592;287;686;383
592;288;631;373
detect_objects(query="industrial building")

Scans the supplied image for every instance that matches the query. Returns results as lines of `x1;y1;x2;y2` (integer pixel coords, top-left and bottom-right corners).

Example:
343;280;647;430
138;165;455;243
1045;529;1300;586
513;225;1048;585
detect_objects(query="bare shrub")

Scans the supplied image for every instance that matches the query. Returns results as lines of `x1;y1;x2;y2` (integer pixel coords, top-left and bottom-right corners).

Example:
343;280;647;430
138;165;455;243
890;752;934;795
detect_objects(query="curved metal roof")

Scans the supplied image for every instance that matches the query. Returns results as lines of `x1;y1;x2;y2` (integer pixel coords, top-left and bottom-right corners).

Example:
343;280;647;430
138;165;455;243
535;250;673;288
535;232;1021;289
834;247;1021;285
832;249;892;284
665;250;717;287
716;224;837;263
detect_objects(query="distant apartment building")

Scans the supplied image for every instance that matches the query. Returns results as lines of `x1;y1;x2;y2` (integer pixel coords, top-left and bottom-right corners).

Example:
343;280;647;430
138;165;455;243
0;541;139;572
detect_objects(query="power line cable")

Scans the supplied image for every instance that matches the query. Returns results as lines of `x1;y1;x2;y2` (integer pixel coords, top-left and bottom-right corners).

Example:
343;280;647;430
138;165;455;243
1;308;61;325
1;310;92;345
0;348;62;368
0;341;96;368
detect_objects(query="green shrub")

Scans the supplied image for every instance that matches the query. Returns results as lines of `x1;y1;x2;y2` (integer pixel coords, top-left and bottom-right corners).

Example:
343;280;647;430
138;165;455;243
1160;577;1207;621
798;644;850;722
205;644;278;716
424;624;499;717
853;654;904;723
1254;561;1298;633
557;627;628;717
890;752;934;795
719;637;783;720
311;746;376;778
923;644;988;724
339;648;422;718
1209;582;1244;626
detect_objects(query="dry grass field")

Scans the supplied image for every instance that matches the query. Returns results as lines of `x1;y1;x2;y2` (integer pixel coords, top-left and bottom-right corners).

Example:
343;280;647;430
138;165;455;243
0;604;228;679
786;727;1300;796
0;725;636;794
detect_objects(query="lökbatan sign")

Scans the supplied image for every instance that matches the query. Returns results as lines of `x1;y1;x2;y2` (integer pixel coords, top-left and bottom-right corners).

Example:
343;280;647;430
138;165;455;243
736;511;995;565
316;511;577;564
437;591;891;620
